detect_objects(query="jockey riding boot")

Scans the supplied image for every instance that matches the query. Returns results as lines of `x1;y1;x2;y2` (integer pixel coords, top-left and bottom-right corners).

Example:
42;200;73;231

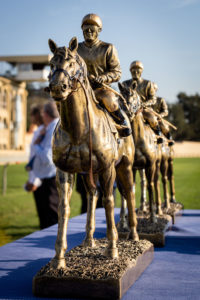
166;132;175;146
154;125;163;144
110;108;132;137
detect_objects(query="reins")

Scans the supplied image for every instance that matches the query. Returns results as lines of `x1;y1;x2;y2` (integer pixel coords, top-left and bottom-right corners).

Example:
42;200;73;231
79;80;96;189
51;57;96;189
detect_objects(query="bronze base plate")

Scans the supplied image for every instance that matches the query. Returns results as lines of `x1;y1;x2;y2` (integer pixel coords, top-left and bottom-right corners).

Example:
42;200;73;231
118;215;171;247
33;239;154;300
162;202;184;224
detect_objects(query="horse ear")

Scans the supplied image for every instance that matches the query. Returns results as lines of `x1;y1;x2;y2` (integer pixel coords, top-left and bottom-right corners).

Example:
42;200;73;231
69;37;78;53
48;39;57;54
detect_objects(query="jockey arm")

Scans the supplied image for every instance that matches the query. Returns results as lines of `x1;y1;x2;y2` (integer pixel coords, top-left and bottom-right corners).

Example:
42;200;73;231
91;44;121;85
141;81;157;108
159;98;169;118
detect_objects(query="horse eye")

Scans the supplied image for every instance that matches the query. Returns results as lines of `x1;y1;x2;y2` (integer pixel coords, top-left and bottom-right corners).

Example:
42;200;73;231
69;62;74;67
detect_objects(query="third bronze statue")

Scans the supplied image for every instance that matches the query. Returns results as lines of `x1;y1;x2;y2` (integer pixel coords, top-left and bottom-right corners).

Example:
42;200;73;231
123;61;163;143
152;83;174;146
77;13;131;137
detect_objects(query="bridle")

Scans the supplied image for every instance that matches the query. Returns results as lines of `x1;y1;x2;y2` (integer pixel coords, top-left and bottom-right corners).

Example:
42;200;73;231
49;51;96;188
48;54;86;94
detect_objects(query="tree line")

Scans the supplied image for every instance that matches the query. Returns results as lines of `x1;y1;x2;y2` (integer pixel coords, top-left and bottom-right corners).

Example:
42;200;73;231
167;92;200;141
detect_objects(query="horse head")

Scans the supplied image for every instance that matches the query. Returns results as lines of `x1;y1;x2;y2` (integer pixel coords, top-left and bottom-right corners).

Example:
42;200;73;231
47;37;87;101
118;82;141;115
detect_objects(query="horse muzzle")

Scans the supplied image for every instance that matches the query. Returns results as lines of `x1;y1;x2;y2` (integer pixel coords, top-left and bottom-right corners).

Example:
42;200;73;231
49;82;69;101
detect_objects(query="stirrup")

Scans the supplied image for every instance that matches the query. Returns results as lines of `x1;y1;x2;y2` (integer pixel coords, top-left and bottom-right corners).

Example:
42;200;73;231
157;136;163;144
110;109;132;137
168;140;174;146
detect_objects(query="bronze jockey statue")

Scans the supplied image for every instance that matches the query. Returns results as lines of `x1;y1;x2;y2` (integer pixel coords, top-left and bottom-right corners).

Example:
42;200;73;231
77;13;131;137
123;60;163;143
153;83;174;146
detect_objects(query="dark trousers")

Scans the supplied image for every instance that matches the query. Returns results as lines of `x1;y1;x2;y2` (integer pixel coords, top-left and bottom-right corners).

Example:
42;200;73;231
33;176;59;229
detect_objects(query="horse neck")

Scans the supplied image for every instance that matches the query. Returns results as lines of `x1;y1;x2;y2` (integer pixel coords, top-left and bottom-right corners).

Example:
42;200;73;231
60;82;94;143
132;112;146;143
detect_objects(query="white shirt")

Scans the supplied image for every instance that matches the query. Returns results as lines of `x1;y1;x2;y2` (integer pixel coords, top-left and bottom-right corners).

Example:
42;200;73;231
28;125;43;186
33;118;59;179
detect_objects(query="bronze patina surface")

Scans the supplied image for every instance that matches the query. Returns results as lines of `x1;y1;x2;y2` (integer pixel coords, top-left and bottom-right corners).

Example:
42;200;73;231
162;202;184;224
118;82;159;223
77;13;131;137
33;239;153;300
118;213;171;247
46;36;138;269
118;78;178;221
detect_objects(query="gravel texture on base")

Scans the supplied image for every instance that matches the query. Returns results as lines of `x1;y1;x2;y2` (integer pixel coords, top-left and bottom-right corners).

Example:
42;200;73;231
162;202;184;216
36;239;152;280
137;215;171;234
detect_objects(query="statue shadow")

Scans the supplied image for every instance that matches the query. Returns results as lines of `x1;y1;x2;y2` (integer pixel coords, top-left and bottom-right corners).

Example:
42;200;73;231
182;212;200;217
0;229;106;299
156;235;200;256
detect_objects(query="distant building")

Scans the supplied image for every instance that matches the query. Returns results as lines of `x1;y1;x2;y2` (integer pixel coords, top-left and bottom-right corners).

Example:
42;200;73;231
0;76;27;150
0;55;51;151
0;54;51;82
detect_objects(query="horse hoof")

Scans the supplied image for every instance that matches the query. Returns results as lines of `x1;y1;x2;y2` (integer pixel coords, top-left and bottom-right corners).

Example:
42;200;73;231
156;208;163;216
82;238;96;248
129;231;139;241
164;204;170;211
140;205;148;213
50;257;66;269
150;216;157;223
117;221;129;233
170;198;176;203
104;247;119;259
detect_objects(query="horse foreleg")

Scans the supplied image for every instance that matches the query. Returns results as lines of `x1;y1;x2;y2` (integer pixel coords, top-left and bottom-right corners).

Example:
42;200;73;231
117;162;139;241
118;195;129;231
161;159;170;209
139;169;148;212
154;159;162;215
168;158;176;203
82;174;98;248
99;165;118;258
145;164;156;223
50;169;74;269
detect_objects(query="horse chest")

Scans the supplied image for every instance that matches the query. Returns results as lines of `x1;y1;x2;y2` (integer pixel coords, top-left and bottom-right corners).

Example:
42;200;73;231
53;141;93;173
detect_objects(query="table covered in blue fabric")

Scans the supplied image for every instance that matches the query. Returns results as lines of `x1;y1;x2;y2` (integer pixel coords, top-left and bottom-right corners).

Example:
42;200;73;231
0;209;200;300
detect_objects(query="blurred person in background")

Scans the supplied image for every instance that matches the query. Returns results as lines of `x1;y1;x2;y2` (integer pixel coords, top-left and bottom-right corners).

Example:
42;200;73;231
25;101;60;229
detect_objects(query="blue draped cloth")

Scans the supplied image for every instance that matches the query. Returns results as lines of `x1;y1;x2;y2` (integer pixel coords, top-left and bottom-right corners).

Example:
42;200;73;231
0;209;200;300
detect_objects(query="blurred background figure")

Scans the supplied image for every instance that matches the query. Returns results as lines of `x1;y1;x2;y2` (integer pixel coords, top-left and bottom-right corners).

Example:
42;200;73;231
25;101;59;229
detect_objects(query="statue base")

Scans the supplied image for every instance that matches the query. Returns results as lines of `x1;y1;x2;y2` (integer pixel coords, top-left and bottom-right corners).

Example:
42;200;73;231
162;202;184;224
118;215;171;247
33;239;153;300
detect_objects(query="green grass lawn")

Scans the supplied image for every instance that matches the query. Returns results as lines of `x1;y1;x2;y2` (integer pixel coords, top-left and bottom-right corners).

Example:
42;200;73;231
0;157;200;246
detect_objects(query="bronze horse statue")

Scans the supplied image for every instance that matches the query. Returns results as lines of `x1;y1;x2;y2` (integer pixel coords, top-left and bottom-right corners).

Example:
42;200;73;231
118;83;176;220
132;137;176;216
47;37;138;269
152;137;176;211
118;83;160;223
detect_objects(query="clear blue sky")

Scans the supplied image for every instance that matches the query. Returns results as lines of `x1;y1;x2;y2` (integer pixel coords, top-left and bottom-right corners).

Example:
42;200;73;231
0;0;199;102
